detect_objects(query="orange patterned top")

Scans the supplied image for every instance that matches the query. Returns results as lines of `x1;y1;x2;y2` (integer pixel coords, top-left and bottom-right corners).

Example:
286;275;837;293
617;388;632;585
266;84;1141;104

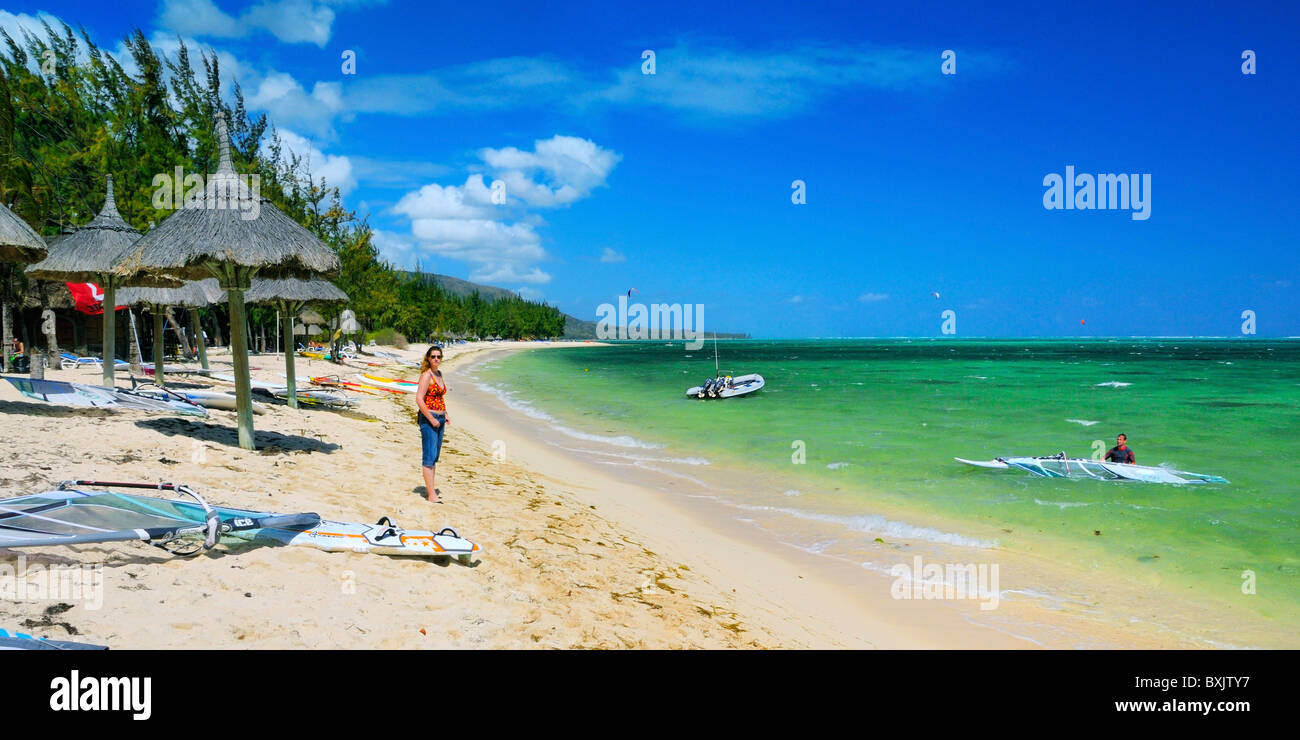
423;373;447;414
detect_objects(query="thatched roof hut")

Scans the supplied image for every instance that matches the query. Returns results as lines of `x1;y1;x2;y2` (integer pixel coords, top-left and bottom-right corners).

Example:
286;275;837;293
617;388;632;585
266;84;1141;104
238;277;348;408
25;178;172;285
109;114;341;448
24;176;177;386
0;201;46;264
1;201;47;370
118;279;223;386
243;277;348;305
111;124;340;285
118;279;223;308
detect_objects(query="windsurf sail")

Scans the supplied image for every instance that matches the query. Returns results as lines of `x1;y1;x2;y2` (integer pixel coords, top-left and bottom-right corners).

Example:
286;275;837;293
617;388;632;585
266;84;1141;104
956;454;1228;484
0;481;318;556
0;481;480;560
0;629;108;650
3;377;207;417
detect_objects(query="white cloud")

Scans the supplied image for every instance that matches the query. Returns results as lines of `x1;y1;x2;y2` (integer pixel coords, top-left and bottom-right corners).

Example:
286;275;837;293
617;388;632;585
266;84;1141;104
0;9;99;71
371;229;417;267
517;286;545;301
472;264;551;285
157;0;336;46
336;41;974;124
387;136;620;287
596;42;955;120
481;136;621;207
348;157;452;190
264;129;356;195
156;0;242;38
245;72;346;140
858;293;890;303
0;10;61;48
786;295;806;304
343;56;577;116
600;247;626;263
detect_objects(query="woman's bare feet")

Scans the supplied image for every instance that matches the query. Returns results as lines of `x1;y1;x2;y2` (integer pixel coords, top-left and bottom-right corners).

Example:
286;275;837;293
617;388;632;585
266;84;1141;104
427;487;443;504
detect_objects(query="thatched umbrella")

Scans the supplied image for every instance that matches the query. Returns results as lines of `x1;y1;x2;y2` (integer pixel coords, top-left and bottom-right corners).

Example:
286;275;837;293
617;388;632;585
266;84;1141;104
25;176;178;387
298;308;326;326
0;201;46;263
238;277;347;408
117;279;221;387
1;201;47;372
111;113;340;449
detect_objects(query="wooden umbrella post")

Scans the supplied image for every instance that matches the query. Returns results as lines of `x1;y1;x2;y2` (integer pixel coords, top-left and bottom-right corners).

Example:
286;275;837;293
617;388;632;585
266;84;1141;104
191;308;208;370
281;303;298;409
1;298;11;373
101;281;116;388
226;280;256;450
127;309;143;375
151;306;165;387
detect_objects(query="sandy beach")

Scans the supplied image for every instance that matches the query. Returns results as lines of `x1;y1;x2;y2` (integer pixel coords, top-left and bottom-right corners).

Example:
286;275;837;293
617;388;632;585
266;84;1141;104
0;342;995;648
1;341;1234;649
0;341;893;649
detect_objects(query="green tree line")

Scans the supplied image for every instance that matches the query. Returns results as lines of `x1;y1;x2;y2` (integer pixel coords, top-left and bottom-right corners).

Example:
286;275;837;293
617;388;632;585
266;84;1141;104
0;21;566;344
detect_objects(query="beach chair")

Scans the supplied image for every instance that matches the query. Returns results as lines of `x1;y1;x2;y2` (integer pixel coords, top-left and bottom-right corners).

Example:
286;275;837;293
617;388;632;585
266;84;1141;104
59;353;103;370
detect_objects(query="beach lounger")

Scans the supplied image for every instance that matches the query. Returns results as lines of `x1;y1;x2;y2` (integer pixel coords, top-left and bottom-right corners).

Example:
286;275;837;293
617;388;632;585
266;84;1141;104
59;352;102;370
59;353;131;370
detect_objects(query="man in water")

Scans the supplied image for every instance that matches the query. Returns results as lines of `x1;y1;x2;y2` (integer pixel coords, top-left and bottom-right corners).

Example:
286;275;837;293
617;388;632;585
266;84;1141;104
1105;433;1136;464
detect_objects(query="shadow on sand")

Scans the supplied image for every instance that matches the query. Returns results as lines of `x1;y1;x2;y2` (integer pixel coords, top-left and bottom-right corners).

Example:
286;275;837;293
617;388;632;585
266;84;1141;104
134;417;340;454
0;399;118;420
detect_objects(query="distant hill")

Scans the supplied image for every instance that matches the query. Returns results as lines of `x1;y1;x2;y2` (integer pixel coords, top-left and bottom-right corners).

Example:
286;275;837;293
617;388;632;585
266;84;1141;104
399;271;519;302
400;270;748;340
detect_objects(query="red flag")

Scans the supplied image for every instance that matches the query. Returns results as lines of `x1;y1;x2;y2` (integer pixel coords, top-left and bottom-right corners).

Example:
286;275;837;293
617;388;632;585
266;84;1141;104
66;283;104;314
65;283;126;315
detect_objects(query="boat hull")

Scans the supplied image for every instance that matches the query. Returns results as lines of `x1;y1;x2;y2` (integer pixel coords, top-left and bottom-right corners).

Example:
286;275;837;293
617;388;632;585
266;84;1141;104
686;373;765;399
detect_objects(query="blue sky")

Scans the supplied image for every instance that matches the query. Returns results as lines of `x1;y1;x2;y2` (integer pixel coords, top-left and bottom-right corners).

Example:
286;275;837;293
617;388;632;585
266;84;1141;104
3;0;1298;336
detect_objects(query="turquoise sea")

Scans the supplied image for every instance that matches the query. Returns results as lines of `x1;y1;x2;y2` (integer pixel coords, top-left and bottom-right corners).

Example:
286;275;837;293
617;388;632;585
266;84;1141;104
466;339;1300;647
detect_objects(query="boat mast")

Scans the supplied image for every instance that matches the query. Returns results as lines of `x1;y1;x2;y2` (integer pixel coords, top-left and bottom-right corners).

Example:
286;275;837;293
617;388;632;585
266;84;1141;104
713;333;719;376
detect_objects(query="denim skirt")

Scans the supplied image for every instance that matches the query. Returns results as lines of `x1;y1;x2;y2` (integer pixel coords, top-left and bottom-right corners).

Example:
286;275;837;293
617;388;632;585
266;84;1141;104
418;413;447;467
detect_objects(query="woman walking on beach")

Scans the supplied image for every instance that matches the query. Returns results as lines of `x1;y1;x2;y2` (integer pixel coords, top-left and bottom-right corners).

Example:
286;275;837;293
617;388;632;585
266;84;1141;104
416;345;449;503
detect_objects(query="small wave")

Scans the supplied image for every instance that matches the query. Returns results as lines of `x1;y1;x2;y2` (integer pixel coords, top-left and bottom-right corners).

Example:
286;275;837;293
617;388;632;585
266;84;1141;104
784;489;803;497
1066;418;1099;426
547;442;710;466
826;462;851;470
735;504;995;548
1033;499;1093;509
1094;381;1131;388
797;539;837;555
474;381;663;449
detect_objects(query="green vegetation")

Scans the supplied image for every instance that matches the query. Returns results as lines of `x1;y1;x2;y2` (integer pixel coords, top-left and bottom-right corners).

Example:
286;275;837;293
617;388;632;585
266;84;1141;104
0;22;567;341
